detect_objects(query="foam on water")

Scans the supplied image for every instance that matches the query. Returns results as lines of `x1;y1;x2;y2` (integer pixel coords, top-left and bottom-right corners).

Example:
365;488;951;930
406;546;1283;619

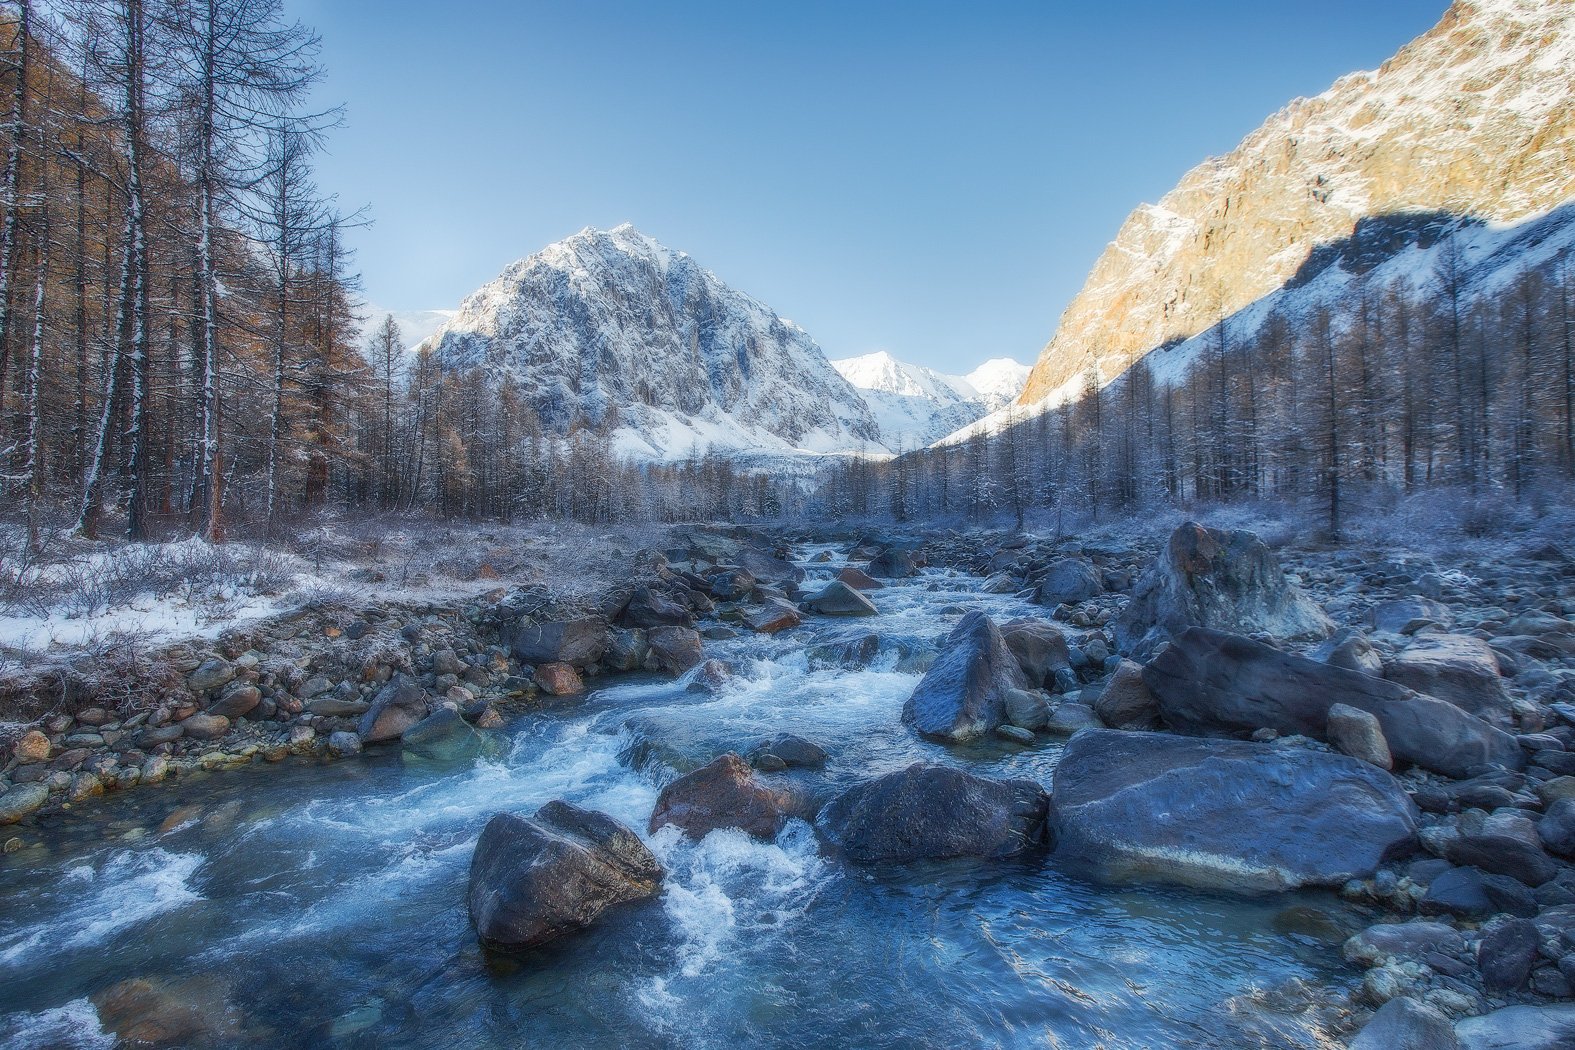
0;848;204;969
0;998;113;1050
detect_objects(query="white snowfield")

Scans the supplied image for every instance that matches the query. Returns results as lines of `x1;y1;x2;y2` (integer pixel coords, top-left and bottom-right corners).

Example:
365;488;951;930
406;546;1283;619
401;224;1025;464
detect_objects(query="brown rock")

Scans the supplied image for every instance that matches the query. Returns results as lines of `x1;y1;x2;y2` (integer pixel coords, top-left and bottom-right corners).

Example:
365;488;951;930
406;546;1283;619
649;753;792;841
837;566;884;590
180;713;231;741
534;662;584;696
13;730;50;763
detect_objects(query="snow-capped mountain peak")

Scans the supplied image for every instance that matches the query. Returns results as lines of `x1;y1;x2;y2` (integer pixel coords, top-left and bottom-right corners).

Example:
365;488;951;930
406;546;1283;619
832;351;1030;448
421;225;884;463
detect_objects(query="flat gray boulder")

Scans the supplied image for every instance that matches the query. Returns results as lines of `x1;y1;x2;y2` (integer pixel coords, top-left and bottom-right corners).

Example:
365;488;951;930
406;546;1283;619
800;581;878;617
1456;1004;1575;1050
1115;521;1332;656
1144;628;1523;777
467;801;662;950
901;612;1026;743
1050;729;1418;892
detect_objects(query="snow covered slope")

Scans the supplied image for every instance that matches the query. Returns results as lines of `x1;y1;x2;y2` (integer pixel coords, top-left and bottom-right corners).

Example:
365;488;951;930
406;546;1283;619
420;225;885;462
1012;0;1575;415
832;351;1029;447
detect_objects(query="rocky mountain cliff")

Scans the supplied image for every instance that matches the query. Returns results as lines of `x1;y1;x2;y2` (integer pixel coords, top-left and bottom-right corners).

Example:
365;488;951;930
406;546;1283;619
421;225;884;461
1016;0;1575;410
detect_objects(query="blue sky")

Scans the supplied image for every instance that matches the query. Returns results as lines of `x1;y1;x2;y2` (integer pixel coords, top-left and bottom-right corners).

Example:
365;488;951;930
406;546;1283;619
289;0;1448;373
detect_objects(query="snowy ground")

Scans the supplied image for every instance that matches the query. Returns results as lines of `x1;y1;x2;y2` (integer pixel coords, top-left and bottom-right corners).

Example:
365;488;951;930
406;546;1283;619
0;516;665;667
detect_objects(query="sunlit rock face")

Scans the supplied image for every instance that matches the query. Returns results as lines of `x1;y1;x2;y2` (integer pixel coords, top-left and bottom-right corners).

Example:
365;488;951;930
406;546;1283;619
1018;0;1575;409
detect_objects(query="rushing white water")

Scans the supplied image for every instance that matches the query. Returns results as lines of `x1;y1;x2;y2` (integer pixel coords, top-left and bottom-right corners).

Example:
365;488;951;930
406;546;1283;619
0;546;1358;1048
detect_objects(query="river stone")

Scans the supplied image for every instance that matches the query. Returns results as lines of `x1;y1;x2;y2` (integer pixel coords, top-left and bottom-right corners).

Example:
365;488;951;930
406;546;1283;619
621;586;694;629
901;612;1026;744
534;662;584;696
1344;922;1466;968
1370;597;1453;636
801;581;878;617
1384;634;1513;725
328;731;362;757
1050;729;1418;892
180;713;231;742
402;707;483;764
648;753;793;841
1005;689;1050;732
468;802;663;950
1419;866;1538;919
1539;798;1575;859
1329;703;1393;769
1035;557;1103;607
91;975;236;1047
13;730;50;763
707;568;756;601
746;598;802;634
746;733;827;770
1478;917;1540;992
510;618;610;668
647;626;704;674
1115;521;1332;657
186;657;236;694
306;697;369;717
868;548;919;579
357;674;430;743
207;684;261;719
837;566;884;591
735;546;803;586
817;762;1049;864
0;783;49;825
1327;629;1385;676
1446;811;1558;887
137;724;184;748
1094;660;1160;730
999;618;1072;687
1045;702;1101;736
1349;998;1461;1050
1456;1004;1575;1050
1144;627;1523;778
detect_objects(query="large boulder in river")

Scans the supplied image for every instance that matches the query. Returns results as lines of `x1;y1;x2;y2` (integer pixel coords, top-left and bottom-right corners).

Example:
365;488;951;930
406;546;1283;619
510;617;610;668
1349;998;1460;1050
1035;557;1103;607
1115;521;1332;656
817;762;1049;864
467;801;663;950
735;546;803;586
648;753;794;841
357;674;431;743
1144;628;1523;778
1383;634;1513;726
1051;729;1418;892
901;612;1027;743
800;581;878;617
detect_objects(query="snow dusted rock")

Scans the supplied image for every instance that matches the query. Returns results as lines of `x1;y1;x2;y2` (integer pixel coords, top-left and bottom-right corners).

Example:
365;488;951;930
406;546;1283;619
1115;522;1331;657
1050;729;1418;892
423;224;884;462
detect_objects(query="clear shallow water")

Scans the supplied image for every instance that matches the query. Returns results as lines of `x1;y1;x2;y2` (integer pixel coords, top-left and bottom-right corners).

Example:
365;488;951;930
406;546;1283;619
0;547;1362;1048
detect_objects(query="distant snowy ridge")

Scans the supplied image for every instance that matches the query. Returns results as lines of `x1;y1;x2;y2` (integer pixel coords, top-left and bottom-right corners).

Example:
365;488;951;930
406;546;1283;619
359;307;457;352
832;351;1028;447
419;224;886;463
